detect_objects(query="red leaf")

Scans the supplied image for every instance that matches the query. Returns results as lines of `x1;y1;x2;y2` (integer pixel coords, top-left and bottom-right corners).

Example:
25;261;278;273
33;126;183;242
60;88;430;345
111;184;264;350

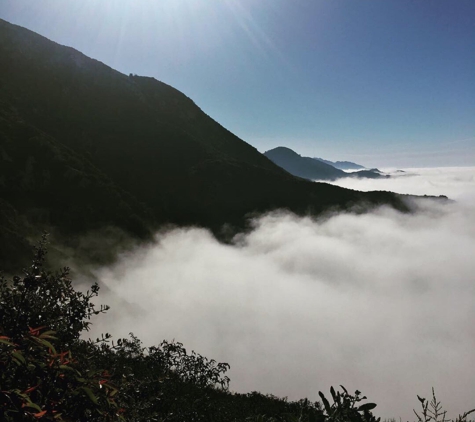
28;326;47;336
24;385;38;394
33;410;47;418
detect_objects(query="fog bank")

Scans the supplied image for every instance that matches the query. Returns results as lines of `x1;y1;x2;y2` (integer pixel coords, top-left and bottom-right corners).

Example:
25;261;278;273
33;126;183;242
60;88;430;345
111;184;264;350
329;167;475;206
87;167;475;420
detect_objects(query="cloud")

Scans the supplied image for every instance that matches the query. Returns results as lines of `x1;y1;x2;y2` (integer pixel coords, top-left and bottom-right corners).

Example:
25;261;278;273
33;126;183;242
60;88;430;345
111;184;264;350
328;167;475;206
86;167;475;420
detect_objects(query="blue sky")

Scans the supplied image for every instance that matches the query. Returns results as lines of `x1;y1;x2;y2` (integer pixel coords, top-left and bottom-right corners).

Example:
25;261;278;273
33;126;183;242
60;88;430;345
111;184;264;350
1;0;474;167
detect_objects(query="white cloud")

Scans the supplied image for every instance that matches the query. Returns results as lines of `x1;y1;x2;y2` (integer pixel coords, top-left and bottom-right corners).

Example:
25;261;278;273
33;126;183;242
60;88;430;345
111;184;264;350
87;167;475;420
327;167;475;206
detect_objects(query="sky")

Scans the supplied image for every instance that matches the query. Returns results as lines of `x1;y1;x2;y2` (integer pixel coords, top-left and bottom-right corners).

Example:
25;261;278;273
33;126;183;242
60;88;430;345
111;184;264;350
1;0;474;167
84;166;475;420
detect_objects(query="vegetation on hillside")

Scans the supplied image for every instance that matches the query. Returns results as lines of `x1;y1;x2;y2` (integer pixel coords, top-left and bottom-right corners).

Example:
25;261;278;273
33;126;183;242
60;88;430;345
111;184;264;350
1;236;474;421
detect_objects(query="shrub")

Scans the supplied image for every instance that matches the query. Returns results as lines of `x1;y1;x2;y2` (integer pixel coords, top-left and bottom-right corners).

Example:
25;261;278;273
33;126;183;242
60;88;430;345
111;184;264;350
0;235;119;420
0;234;233;421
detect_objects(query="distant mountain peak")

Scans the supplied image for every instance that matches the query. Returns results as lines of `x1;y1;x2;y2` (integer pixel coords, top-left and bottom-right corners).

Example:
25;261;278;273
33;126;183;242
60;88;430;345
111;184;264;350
265;147;387;181
264;147;346;181
314;157;365;170
265;146;300;156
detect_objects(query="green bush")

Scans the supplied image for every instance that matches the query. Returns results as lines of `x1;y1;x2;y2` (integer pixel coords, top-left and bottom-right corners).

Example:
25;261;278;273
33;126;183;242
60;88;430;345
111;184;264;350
0;235;120;420
0;235;253;420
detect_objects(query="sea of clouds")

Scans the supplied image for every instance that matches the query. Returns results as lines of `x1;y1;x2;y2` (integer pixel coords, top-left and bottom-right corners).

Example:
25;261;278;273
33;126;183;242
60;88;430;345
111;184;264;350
87;167;475;420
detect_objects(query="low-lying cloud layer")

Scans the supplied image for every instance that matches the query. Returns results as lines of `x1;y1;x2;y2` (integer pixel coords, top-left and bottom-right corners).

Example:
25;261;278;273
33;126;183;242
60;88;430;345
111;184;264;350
88;167;475;420
330;166;475;206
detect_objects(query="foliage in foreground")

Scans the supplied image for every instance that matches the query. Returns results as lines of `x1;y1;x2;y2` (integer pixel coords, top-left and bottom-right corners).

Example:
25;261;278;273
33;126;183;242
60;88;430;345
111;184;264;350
413;389;475;422
1;236;473;421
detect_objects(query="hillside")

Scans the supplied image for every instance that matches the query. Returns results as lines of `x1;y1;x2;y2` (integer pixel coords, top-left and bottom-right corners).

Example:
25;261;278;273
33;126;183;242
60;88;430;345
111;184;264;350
0;18;409;268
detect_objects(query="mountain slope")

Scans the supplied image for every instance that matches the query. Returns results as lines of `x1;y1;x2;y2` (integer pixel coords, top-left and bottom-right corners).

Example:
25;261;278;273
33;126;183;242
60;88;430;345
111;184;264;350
0;101;155;270
0;19;411;267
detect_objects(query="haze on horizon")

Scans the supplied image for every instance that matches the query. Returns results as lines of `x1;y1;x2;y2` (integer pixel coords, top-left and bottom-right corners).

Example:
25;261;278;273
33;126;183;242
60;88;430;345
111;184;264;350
1;0;474;168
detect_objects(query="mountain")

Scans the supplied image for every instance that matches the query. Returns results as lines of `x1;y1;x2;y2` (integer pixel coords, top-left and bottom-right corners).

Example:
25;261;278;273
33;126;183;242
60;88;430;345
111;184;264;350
315;158;365;170
264;147;387;181
0;19;411;269
351;169;388;179
264;147;345;180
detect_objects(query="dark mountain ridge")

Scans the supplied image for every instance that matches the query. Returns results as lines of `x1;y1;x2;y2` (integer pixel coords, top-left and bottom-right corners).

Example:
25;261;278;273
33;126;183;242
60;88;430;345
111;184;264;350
0;19;418;269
